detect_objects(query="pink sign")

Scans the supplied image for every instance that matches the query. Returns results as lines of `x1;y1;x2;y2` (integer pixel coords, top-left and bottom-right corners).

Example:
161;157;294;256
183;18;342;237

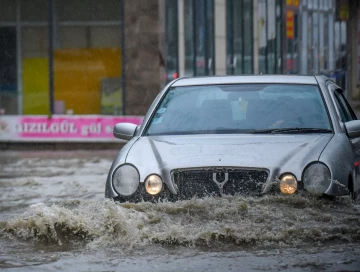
0;115;143;142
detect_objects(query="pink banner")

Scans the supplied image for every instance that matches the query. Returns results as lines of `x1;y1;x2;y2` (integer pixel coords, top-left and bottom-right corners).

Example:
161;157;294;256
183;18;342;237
0;115;143;142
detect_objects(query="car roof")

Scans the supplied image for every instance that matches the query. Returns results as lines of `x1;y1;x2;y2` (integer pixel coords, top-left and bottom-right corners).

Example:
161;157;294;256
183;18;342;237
171;75;319;87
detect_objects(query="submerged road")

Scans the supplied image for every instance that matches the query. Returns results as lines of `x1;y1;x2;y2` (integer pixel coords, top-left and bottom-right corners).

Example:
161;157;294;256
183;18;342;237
0;150;359;271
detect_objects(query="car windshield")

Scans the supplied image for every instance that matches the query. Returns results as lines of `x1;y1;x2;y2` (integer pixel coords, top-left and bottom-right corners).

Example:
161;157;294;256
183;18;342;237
144;84;332;136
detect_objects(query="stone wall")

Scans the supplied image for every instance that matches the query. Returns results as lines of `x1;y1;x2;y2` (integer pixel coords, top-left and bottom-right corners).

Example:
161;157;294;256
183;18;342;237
124;0;161;115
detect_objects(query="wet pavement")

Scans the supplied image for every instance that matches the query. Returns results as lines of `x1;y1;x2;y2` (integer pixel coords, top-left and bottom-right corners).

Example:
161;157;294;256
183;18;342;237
0;150;360;271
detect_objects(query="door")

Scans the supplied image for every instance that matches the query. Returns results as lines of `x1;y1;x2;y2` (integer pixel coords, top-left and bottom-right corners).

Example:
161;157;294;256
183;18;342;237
333;87;360;195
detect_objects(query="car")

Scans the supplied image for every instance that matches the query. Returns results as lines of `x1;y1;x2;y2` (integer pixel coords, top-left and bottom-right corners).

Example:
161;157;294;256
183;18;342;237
105;75;360;203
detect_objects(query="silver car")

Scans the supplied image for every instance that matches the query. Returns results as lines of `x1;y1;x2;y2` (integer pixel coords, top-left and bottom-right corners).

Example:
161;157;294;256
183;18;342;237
105;75;360;202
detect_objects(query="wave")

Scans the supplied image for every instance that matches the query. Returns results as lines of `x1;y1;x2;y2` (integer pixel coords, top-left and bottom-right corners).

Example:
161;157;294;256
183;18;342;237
1;195;359;251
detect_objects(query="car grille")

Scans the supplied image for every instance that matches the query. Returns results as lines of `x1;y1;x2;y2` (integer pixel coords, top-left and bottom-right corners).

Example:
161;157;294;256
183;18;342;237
172;168;269;199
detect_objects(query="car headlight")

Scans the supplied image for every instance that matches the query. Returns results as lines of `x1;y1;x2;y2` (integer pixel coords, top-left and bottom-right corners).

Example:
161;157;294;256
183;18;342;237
112;164;139;196
145;175;163;195
303;163;331;195
280;174;297;194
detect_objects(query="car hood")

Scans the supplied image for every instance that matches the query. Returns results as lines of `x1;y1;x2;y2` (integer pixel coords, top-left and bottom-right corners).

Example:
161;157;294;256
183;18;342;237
125;134;333;184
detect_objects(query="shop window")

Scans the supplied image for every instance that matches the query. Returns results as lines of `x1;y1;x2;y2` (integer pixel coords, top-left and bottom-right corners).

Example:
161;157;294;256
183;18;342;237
165;0;179;83
59;27;88;48
226;0;244;74
90;26;121;48
205;0;215;75
275;0;282;73
51;0;122;115
56;0;121;22
285;7;299;74
0;0;16;23
184;0;194;76
226;0;253;75
21;27;49;114
258;0;267;74
56;25;122;114
0;0;123;115
184;0;215;76
324;12;329;71
21;0;48;22
0;27;17;114
257;0;281;74
312;11;319;74
266;0;276;74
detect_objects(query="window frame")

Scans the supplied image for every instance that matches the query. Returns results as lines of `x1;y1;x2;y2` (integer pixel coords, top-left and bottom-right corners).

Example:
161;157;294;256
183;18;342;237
333;88;357;123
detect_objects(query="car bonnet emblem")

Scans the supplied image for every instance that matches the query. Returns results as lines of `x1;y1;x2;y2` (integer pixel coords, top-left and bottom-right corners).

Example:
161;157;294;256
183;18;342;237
212;172;229;194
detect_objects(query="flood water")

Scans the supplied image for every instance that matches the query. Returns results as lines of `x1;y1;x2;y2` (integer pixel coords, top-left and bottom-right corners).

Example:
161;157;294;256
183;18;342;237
0;150;360;271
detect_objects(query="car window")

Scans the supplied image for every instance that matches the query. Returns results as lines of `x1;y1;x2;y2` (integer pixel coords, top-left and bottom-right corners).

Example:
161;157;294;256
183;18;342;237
333;89;357;122
144;84;332;136
338;89;357;120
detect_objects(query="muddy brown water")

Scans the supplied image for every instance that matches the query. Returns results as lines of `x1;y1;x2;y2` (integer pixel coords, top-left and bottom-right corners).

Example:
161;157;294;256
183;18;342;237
0;150;360;271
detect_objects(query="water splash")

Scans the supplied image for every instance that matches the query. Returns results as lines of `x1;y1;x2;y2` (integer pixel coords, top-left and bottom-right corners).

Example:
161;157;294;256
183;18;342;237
1;195;359;252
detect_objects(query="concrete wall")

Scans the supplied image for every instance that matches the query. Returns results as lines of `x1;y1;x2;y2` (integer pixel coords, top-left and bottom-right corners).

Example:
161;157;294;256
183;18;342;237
124;0;161;115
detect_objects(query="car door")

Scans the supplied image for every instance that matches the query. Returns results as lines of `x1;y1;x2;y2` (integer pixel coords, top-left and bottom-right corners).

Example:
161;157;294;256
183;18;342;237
331;86;360;193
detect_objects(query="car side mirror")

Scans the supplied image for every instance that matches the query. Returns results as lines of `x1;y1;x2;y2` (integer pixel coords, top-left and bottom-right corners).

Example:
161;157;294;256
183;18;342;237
345;120;360;138
113;123;138;141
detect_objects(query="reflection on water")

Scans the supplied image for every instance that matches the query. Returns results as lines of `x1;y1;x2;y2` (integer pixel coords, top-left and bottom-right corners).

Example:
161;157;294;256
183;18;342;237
0;151;360;271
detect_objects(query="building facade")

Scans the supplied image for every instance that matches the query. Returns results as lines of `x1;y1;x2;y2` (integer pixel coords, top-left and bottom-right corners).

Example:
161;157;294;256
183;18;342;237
0;0;358;116
0;0;123;115
162;0;349;83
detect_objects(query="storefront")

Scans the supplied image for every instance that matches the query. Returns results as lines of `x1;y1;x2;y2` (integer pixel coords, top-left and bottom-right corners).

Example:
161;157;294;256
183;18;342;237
298;0;336;75
226;0;254;75
0;0;123;116
164;0;344;80
0;0;351;117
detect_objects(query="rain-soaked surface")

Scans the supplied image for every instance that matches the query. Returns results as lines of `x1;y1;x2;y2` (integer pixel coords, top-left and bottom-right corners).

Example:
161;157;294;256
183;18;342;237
0;150;360;271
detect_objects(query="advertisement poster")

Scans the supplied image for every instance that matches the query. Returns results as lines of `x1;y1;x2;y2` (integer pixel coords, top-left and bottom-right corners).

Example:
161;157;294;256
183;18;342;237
0;115;143;142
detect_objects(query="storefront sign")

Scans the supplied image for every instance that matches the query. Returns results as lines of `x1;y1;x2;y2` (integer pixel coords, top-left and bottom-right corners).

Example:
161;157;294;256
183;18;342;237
286;0;300;7
0;115;143;142
336;0;349;21
286;10;295;39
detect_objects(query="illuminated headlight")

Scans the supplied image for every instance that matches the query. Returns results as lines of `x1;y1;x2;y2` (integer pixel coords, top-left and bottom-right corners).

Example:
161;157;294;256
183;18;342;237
145;175;163;195
112;165;139;196
303;163;331;195
280;174;297;195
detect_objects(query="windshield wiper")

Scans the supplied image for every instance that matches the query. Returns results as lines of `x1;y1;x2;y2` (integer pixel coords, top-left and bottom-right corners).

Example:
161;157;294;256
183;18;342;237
250;128;333;134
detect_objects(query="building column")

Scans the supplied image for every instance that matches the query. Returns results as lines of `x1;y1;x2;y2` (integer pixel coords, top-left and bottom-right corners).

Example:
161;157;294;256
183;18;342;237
124;0;161;115
214;0;226;75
